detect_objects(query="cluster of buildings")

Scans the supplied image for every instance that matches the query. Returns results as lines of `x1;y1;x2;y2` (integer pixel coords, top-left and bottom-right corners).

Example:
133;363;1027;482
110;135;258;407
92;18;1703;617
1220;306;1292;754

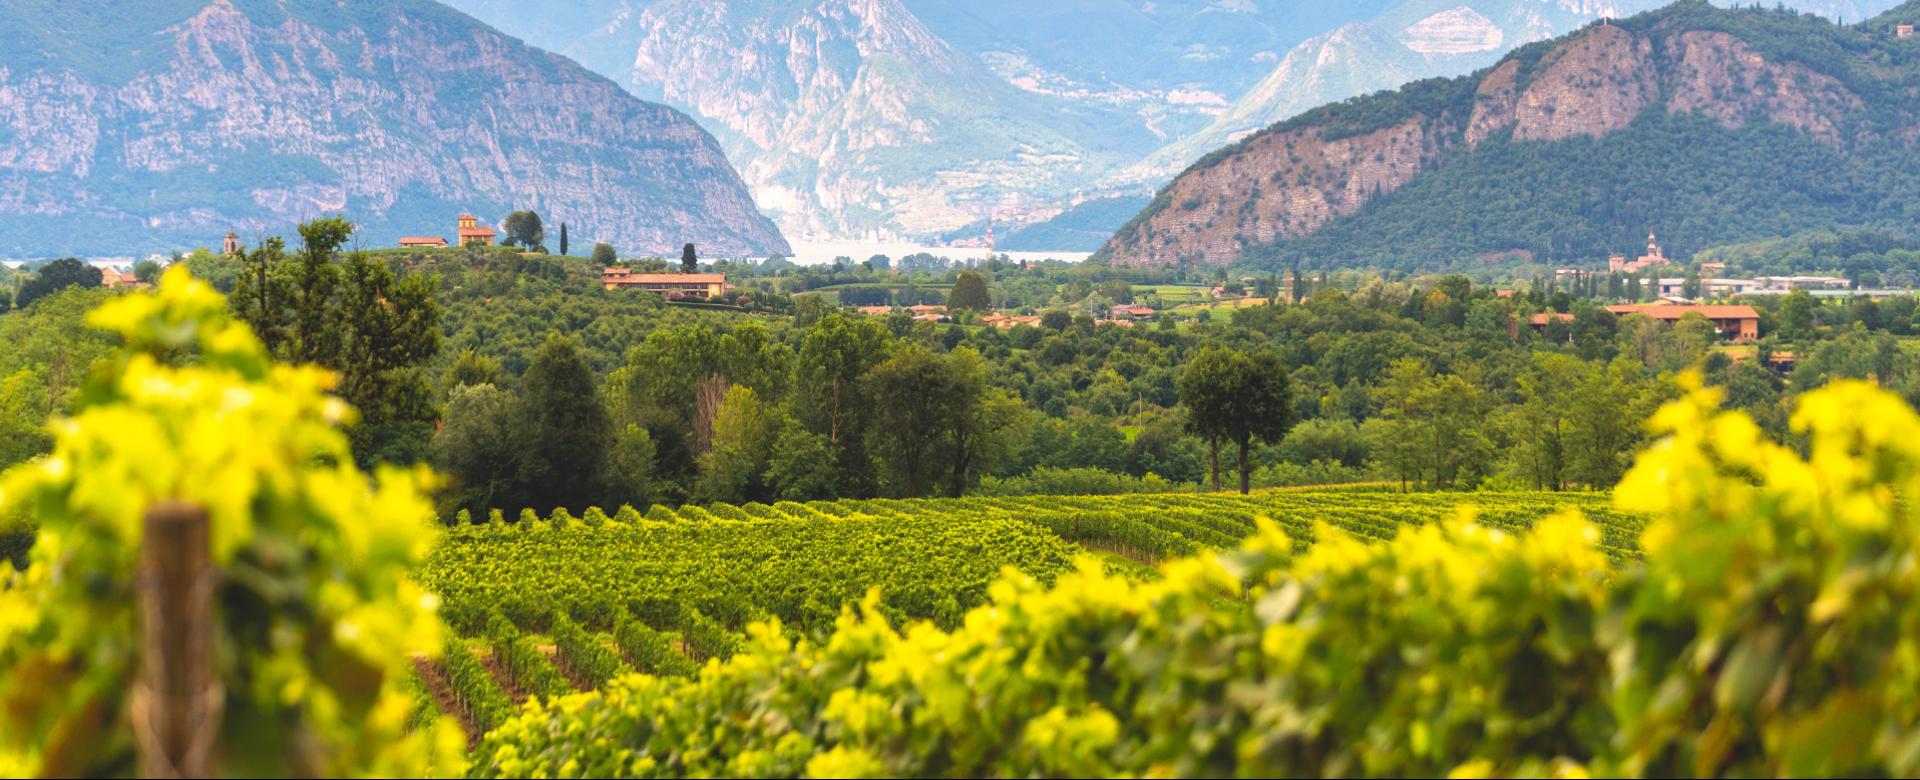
398;214;495;248
1606;234;1674;274
857;303;952;322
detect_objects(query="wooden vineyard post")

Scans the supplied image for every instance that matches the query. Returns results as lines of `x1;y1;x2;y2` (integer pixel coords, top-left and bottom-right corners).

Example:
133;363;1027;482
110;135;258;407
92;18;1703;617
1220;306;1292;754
134;500;221;779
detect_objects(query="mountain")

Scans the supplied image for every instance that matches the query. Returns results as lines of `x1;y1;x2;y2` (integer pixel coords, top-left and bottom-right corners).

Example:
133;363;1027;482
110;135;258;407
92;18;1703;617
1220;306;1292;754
439;0;1413;242
1097;1;1920;271
444;0;1193;242
0;0;788;258
445;0;1894;247
1107;1;1677;187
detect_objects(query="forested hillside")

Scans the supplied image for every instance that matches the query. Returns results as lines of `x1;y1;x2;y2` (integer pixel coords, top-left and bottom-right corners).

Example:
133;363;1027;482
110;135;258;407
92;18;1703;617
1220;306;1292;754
1100;2;1920;272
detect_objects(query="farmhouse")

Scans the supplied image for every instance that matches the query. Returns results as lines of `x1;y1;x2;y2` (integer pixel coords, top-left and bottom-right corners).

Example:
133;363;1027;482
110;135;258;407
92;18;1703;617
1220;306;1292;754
98;267;143;289
456;214;496;247
399;236;448;248
601;268;729;297
1607;303;1759;341
1111;304;1157;320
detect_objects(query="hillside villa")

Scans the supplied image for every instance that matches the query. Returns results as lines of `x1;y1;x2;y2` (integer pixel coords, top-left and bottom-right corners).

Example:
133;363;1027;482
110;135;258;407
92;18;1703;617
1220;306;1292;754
456;214;496;247
601;268;730;297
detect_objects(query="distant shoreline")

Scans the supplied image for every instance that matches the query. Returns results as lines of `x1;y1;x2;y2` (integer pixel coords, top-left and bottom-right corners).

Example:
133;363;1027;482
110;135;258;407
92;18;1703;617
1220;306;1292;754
783;240;1093;266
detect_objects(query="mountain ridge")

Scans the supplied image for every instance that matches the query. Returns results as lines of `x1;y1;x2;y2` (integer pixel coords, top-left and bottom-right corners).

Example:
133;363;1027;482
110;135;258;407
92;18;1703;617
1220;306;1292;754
1096;1;1920;271
0;0;789;258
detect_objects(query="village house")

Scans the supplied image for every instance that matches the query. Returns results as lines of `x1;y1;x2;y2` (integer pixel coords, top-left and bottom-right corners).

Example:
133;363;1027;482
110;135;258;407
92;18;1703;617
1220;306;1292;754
98;267;143;289
1110;304;1157;320
1607;303;1760;341
601;268;730;297
907;304;947;316
399;236;449;248
456;214;496;247
856;305;894;316
1898;23;1914;39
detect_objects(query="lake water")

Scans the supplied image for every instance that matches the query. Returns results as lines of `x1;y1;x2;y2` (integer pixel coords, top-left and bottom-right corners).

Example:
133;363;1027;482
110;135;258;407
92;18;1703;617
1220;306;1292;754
780;240;1092;267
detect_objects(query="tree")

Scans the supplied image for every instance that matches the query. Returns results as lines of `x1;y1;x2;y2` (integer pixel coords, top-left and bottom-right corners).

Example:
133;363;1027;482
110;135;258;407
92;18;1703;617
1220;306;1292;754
1178;346;1294;494
233;219;441;464
291;217;350;365
335;251;441;464
442;348;503;393
794;294;832;327
697;386;780;502
517;333;611;510
233;237;295;355
1780;289;1816;340
132;259;162;284
949;271;992;312
768;421;837;500
1040;310;1072;331
502;210;546;251
790;313;892;494
591;242;618;266
866;348;982;497
1565;356;1662;489
605;424;660;509
435;383;522;515
559;222;569;256
15;258;101;309
1509;353;1588;490
683;243;699;274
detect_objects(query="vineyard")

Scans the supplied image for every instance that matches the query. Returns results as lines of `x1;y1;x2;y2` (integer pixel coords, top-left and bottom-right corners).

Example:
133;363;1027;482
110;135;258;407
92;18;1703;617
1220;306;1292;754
412;489;1645;742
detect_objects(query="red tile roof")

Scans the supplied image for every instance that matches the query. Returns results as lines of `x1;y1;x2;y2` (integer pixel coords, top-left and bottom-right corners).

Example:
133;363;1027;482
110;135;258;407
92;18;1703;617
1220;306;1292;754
602;270;727;285
1607;304;1758;320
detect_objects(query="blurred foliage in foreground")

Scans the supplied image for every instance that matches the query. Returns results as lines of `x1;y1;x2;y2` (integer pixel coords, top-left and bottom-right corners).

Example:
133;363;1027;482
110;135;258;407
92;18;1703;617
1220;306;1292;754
474;377;1920;778
0;267;463;777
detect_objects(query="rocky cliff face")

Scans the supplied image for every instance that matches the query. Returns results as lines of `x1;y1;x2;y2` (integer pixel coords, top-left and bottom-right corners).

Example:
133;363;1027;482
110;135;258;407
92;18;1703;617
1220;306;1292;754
1100;4;1914;268
442;0;1899;245
546;0;1157;241
0;0;788;258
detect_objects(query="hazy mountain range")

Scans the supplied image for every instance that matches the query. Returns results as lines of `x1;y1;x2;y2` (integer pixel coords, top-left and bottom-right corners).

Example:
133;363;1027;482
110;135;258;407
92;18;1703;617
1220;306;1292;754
0;0;787;258
448;0;1905;246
